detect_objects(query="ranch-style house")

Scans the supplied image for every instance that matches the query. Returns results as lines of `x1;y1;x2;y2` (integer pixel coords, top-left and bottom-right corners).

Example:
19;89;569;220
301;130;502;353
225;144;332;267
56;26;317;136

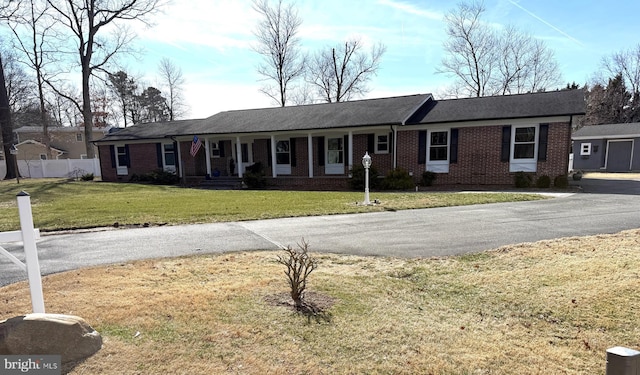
94;89;585;189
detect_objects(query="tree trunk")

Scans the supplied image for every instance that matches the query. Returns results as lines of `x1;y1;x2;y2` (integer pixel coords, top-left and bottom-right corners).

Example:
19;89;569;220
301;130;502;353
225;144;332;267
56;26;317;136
81;61;95;159
0;56;17;180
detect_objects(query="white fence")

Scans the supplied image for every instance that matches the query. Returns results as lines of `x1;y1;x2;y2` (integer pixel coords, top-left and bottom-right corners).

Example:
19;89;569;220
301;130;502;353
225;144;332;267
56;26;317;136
0;158;101;180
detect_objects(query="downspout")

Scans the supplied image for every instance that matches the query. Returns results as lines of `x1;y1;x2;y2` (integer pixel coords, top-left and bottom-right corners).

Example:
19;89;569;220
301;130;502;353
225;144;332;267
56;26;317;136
392;125;398;169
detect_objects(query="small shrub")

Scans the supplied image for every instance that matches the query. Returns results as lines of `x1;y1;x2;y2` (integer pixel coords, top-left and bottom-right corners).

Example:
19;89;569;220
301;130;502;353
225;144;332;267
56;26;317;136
572;171;583;181
276;239;317;310
535;175;551;188
348;164;380;191
81;173;94;181
554;174;569;188
381;167;414;190
421;171;437;186
514;171;533;188
68;167;88;181
243;162;267;189
130;169;178;185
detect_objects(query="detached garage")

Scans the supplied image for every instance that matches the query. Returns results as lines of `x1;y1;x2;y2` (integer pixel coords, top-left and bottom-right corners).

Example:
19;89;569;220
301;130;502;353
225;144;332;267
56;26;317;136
572;123;640;172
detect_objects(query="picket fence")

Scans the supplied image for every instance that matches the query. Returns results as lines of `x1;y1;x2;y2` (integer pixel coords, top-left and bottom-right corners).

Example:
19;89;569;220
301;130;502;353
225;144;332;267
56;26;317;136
0;158;101;180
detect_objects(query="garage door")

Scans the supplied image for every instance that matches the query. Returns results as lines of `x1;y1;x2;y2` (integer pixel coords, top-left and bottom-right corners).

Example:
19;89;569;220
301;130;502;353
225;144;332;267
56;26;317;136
606;140;633;172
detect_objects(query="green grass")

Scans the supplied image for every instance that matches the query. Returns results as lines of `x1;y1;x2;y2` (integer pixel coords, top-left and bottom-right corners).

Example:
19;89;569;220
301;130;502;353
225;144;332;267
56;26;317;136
0;178;546;232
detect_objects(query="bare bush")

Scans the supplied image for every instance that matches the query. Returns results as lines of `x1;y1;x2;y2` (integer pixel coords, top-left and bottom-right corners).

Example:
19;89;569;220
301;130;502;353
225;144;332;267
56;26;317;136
276;239;317;309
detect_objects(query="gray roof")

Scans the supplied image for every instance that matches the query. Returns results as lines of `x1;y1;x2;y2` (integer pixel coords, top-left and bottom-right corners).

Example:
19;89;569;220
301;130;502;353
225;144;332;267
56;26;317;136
573;122;640;138
413;89;585;124
97;94;431;142
96;90;586;143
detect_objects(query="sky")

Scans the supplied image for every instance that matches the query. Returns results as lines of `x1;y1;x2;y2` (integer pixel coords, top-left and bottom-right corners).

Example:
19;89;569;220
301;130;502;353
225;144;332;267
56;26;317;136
124;0;640;119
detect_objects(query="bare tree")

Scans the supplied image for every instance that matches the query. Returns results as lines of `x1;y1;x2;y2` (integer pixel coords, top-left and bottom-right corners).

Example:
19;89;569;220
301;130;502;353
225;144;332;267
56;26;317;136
307;39;386;103
46;0;162;158
8;0;61;158
0;55;18;179
600;44;640;122
439;1;496;97
252;0;306;107
157;57;186;120
439;1;561;97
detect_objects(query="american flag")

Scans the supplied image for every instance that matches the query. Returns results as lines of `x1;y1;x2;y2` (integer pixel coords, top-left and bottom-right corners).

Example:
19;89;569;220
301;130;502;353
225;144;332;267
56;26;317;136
190;135;202;157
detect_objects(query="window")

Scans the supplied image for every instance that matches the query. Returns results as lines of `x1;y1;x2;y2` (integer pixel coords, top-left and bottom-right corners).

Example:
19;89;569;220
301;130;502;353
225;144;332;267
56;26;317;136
580;143;592;156
513;127;536;159
325;137;344;174
76;133;83;142
211;142;220;158
327;137;343;164
80;154;87;160
39;154;47;160
117;146;127;166
426;130;450;173
429;131;448;161
508;124;539;172
375;134;389;154
114;145;129;175
276;140;290;164
163;143;176;167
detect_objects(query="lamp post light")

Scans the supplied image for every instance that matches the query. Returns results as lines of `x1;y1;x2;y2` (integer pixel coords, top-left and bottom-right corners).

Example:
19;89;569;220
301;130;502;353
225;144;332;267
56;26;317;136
362;151;372;205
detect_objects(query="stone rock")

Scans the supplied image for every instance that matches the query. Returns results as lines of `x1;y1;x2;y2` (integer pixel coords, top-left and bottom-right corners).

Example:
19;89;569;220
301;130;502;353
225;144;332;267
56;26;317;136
0;313;102;364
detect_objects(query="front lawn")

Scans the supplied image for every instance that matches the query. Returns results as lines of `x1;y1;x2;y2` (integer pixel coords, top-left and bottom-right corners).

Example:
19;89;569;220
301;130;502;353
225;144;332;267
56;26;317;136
0;179;545;232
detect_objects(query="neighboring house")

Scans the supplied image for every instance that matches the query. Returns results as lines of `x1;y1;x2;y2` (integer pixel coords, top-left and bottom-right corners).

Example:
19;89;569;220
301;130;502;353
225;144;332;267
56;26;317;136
13;126;107;160
572;123;640;172
14;140;65;161
95;90;585;189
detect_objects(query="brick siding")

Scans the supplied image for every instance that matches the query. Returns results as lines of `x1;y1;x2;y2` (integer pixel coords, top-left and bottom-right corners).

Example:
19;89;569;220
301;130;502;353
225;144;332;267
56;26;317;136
99;121;572;188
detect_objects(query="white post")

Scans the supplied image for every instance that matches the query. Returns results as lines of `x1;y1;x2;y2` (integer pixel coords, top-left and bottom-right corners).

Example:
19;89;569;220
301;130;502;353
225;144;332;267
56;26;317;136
270;135;277;178
236;137;243;178
204;139;212;176
16;191;45;313
364;167;370;205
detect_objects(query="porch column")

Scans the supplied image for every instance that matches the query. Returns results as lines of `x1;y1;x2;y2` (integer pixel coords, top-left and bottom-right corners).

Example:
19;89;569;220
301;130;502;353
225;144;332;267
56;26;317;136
204;139;211;176
348;131;354;172
270;135;277;178
307;133;313;178
236;137;243;178
176;140;183;178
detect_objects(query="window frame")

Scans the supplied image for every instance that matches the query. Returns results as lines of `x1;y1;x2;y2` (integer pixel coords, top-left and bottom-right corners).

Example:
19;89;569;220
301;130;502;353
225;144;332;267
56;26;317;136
580;142;592;156
115;145;128;175
509;124;539;172
426;129;450;173
162;143;176;172
375;133;389;154
76;133;83;142
210;141;221;158
325;136;344;174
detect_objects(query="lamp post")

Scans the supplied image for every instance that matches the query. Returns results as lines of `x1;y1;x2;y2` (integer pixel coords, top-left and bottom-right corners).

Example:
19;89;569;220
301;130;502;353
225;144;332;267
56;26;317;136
9;144;19;184
362;151;372;205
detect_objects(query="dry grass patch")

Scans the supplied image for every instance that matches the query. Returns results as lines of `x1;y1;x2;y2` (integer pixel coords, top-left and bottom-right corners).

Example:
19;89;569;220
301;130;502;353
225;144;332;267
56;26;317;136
2;230;640;374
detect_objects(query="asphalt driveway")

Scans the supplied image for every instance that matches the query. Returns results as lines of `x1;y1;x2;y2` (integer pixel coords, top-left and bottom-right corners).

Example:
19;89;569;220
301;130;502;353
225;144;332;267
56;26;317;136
1;176;639;286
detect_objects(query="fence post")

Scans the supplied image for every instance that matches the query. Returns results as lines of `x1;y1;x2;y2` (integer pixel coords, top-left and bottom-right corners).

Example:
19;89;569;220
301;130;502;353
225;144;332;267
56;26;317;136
16;191;45;313
606;347;640;375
